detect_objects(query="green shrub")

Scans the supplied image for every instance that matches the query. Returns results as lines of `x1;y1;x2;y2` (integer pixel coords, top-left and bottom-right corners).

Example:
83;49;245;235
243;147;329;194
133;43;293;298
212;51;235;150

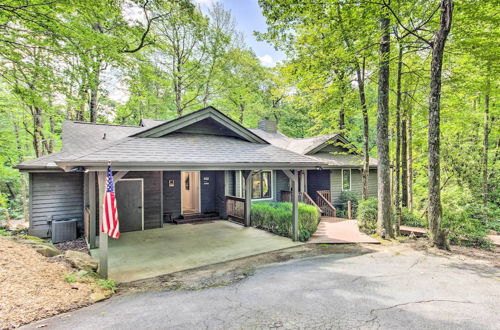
337;191;360;218
442;209;493;249
400;208;426;227
357;198;378;234
64;274;77;283
251;202;321;242
0;229;11;236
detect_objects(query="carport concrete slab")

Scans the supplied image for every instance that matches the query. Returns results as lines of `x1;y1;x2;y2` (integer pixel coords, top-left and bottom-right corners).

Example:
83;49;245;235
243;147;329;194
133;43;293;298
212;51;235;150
91;220;301;283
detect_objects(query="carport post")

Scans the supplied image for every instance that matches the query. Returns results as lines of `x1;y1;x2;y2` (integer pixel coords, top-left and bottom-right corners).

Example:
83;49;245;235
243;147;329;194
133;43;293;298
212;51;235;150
97;171;108;278
292;170;299;241
89;172;96;249
243;170;253;227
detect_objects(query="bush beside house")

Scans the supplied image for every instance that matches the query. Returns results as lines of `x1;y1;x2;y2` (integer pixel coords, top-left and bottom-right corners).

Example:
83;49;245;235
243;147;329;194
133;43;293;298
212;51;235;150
357;198;378;234
251;202;321;241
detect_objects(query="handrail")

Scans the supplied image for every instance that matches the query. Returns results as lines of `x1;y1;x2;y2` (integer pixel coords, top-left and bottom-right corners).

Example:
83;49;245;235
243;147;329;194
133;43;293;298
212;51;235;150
316;190;336;217
301;192;322;213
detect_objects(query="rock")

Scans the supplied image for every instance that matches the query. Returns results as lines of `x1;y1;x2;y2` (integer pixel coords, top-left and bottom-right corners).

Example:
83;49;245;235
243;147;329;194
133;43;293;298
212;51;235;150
32;243;62;257
90;289;113;302
64;250;98;272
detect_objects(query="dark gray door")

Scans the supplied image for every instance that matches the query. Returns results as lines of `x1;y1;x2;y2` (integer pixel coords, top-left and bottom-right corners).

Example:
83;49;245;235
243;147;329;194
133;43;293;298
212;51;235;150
115;180;143;232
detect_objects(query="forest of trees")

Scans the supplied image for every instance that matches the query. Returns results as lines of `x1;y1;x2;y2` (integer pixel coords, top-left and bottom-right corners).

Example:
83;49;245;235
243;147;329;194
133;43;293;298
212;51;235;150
0;0;498;249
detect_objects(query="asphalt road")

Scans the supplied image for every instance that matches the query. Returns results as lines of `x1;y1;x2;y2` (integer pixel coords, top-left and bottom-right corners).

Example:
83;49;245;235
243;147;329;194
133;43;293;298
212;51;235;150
25;247;500;329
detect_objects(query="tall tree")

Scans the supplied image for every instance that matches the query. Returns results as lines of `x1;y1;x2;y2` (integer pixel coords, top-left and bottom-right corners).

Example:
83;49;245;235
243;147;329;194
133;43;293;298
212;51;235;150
376;6;393;238
427;0;453;248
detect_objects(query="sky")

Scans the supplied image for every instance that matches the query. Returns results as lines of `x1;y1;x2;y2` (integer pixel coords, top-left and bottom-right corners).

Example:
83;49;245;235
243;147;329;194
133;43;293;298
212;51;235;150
194;0;286;67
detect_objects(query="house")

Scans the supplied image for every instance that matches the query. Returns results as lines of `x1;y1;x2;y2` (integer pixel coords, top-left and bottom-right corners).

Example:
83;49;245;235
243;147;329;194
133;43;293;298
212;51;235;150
17;106;378;277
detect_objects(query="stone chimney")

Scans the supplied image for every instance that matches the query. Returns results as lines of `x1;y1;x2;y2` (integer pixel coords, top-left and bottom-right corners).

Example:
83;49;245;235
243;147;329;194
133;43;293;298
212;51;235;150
258;118;277;133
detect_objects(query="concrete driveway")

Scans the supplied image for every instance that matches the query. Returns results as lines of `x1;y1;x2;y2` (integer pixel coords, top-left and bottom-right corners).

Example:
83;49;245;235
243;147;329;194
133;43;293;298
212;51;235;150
90;220;301;282
28;246;499;329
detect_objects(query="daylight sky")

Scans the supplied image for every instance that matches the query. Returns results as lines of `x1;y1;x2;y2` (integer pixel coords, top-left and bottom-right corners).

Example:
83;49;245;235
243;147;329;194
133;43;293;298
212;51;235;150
194;0;286;67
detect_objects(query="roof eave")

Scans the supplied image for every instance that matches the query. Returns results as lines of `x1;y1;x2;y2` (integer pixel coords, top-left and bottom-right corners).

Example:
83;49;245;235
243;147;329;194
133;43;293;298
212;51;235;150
55;160;326;172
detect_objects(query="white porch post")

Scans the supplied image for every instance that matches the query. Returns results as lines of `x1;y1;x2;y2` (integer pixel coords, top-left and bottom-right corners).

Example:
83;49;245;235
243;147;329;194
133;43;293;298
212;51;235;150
89;172;97;249
243;170;253;227
97;171;108;278
292;170;299;241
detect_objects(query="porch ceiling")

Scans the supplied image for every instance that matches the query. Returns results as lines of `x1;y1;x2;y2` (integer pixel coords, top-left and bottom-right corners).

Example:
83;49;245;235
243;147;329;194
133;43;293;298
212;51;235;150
90;221;301;283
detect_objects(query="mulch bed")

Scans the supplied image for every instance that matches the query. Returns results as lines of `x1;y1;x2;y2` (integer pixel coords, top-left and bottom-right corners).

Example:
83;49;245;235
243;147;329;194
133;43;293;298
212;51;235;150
0;237;95;329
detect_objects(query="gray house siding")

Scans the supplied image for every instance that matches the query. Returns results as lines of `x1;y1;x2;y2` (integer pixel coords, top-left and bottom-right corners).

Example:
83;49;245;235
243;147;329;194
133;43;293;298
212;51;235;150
225;170;236;196
124;171;162;230
29;172;84;238
163;171;181;221
330;168;378;203
275;170;290;202
307;170;331;202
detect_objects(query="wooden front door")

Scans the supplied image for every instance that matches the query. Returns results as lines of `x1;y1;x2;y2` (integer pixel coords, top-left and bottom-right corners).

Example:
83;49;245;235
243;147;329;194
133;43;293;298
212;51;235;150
115;179;143;232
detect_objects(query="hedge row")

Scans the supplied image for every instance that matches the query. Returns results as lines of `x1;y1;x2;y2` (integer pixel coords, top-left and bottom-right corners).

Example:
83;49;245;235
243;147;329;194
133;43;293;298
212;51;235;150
251;202;321;242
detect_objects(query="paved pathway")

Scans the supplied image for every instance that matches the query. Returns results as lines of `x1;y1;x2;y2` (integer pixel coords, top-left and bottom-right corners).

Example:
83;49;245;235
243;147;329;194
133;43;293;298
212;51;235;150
25;246;500;329
308;217;379;244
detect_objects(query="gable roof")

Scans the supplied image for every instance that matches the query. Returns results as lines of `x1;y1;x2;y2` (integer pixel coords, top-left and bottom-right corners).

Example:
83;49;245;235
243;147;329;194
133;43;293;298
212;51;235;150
250;128;377;168
134;106;268;144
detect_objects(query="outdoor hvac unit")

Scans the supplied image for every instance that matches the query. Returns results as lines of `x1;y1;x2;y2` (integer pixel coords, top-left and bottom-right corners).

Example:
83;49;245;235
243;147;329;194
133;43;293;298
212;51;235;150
51;218;78;243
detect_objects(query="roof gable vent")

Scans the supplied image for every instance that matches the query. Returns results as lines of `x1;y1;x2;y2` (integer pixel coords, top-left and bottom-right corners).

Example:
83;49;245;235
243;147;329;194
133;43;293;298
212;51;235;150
258;118;277;133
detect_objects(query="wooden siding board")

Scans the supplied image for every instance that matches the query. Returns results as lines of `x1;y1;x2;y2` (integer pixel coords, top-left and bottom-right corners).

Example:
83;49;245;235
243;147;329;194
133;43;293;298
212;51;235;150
330;170;342;202
163;171;181;220
29;172;84;238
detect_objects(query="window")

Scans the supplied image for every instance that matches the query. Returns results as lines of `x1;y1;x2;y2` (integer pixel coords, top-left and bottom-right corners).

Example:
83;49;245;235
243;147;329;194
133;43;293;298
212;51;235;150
241;171;272;199
342;169;351;191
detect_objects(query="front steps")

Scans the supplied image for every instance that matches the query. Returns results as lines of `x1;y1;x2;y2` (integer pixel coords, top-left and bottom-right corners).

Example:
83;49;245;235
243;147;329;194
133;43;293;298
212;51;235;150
173;212;220;224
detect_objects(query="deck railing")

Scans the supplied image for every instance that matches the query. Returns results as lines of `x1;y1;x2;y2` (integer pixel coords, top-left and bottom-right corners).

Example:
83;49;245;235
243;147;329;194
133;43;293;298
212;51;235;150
280;190;291;202
225;196;245;224
316;190;336;217
301;192;322;213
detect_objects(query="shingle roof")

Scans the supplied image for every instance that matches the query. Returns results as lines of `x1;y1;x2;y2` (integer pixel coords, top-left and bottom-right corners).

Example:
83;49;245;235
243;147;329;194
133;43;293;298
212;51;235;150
56;133;322;167
250;128;378;167
62;121;145;153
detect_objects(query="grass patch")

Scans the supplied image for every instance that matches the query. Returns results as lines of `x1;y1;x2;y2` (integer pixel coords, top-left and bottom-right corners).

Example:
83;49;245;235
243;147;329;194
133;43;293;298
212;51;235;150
64;274;77;283
96;279;117;292
0;229;12;236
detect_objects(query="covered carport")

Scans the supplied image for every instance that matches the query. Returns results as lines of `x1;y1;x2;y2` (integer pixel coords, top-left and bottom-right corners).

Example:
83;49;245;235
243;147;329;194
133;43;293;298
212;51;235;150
90;220;301;283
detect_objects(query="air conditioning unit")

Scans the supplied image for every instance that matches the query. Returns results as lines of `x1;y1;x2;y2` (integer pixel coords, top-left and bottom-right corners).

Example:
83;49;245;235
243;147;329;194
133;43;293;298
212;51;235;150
51;218;78;243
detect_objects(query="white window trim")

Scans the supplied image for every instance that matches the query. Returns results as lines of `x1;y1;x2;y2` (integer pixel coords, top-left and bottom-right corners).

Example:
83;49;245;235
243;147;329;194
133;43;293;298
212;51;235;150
239;170;275;201
341;169;352;191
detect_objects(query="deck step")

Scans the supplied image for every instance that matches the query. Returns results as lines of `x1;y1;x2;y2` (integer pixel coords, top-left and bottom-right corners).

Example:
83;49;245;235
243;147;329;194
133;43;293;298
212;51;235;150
174;213;220;224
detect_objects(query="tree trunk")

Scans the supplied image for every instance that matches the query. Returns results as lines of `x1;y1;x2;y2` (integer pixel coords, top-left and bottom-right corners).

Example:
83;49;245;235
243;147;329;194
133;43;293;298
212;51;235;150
428;0;453;249
376;10;393;238
239;103;245;124
401;107;408;208
338;71;346;131
408;106;413;211
394;45;403;235
356;58;370;200
14;122;29;222
482;74;490;220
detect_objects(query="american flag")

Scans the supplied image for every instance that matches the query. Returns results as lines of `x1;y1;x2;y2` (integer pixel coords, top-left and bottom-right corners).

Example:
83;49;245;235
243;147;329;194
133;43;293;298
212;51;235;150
102;165;120;239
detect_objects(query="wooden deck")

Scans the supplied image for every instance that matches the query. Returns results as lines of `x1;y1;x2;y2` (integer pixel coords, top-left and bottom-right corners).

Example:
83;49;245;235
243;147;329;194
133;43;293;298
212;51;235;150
308;217;379;244
399;225;427;237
